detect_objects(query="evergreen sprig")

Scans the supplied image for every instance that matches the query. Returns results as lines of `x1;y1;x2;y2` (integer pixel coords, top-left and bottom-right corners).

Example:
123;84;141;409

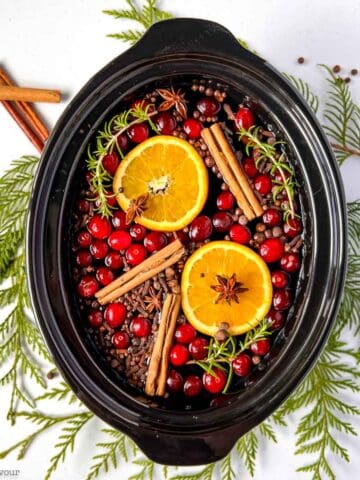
321;64;360;164
0;156;54;423
104;0;172;44
86;429;137;480
282;73;320;113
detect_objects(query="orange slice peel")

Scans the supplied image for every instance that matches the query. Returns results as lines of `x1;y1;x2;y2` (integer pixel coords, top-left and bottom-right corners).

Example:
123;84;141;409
113;135;208;231
181;241;273;336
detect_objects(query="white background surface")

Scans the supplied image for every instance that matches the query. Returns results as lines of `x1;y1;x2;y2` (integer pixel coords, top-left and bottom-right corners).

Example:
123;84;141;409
0;1;359;479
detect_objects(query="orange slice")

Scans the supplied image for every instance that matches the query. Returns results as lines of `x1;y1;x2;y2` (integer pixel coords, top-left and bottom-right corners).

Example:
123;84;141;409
181;241;273;336
113;135;208;231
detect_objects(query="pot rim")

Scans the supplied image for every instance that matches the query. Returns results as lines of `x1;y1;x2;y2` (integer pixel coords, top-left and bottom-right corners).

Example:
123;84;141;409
26;18;347;463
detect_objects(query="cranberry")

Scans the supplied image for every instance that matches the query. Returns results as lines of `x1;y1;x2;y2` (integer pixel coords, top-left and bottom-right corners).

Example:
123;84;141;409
274;170;290;183
154;112;177;134
126;244;148;266
189;337;209;360
144;231;167;253
170;344;190;366
88;215;112;240
189;216;213;242
235;107;255;130
76;199;90;213
263;208;281;227
250;339;271;356
232;353;252;377
173;230;190;245
268;309;285;330
183;375;203;397
259;238;284;263
90;240;109;260
271;270;290;288
104;192;117;208
76;250;92;267
129;224;147;241
273;289;292;311
242;157;258;178
108;230;132;251
280;252;301;272
85;171;93;184
105;251;123;270
112;331;130;349
254;174;272;195
216;191;235;211
88;310;103;328
127;123;149;143
104;302;127;328
77;230;92;248
102;152;119;176
112;211;129;230
117;133;129;153
284;218;302;238
183;119;202;139
166;370;184;393
196;97;220;117
130;316;151;337
77;275;99;297
175;324;196;344
96;267;115;286
229;224;251;244
202;368;227;394
212;212;233;233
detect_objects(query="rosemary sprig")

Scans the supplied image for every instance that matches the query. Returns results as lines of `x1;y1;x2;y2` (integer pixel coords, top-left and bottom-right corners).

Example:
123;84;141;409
188;319;273;393
103;0;173;45
238;126;297;223
86;103;158;217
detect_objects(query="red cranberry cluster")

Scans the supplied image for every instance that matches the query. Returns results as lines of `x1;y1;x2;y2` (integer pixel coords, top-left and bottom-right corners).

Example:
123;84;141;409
72;78;304;404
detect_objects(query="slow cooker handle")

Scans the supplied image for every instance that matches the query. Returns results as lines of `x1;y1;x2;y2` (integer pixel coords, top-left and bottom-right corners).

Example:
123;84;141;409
129;18;260;61
130;422;247;466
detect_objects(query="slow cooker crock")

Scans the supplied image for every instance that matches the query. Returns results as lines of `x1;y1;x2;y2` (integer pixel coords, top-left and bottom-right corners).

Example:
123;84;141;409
26;18;347;465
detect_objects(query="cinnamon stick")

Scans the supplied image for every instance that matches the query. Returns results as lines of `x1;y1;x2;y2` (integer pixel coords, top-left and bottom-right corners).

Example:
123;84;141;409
0;68;49;142
145;293;181;396
201;124;263;220
95;239;185;304
0;85;61;103
211;124;263;217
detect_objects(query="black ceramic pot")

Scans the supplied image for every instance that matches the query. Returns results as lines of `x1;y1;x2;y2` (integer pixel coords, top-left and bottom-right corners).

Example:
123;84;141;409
27;18;347;466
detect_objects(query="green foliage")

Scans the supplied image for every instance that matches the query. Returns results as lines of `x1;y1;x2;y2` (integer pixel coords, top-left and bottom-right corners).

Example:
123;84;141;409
45;412;93;480
104;0;172;44
170;463;215;480
0;156;54;423
130;458;155;480
282;73;319;113
0;156;38;275
35;381;80;405
321;64;360;164
332;200;360;335
87;429;137;480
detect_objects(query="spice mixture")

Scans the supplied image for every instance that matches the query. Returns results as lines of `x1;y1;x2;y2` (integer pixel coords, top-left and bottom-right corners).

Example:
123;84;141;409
71;77;304;409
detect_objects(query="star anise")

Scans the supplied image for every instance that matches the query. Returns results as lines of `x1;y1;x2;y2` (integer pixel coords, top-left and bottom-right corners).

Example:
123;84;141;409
210;273;248;305
125;193;149;224
157;87;188;119
144;287;163;313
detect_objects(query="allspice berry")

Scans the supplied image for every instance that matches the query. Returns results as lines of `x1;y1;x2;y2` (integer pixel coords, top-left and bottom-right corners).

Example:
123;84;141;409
215;329;229;343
